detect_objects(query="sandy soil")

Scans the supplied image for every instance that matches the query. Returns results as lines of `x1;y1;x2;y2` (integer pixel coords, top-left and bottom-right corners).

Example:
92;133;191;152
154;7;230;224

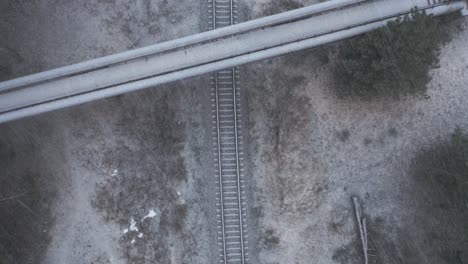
0;0;216;263
243;2;468;263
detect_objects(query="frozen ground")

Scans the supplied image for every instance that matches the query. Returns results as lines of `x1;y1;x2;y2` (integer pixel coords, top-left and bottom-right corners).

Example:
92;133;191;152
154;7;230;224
0;0;217;263
244;2;468;263
1;0;468;263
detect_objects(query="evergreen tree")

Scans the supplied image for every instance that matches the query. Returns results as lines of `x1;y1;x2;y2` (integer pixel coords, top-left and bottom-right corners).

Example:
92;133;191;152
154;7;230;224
335;10;450;99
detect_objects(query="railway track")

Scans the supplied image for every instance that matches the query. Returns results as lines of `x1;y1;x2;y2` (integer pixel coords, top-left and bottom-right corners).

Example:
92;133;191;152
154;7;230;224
209;0;248;263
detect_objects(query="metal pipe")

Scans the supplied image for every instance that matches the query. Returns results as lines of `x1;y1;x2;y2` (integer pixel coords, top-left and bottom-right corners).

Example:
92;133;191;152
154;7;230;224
0;0;366;93
0;0;465;123
0;0;457;113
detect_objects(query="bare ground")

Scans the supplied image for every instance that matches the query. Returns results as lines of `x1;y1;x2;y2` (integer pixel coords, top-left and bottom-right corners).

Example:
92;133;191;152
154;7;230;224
0;119;66;264
243;2;468;263
2;0;468;263
0;0;215;263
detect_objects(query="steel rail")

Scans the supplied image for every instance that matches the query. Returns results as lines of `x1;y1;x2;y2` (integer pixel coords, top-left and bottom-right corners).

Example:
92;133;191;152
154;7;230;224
211;1;229;263
231;66;245;264
214;70;227;264
211;0;247;263
228;0;246;261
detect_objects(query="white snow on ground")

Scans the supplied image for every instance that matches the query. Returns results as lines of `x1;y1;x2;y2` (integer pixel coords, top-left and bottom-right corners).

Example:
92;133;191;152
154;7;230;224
111;169;118;177
129;217;139;232
123;210;157;237
122;217;139;234
142;209;157;221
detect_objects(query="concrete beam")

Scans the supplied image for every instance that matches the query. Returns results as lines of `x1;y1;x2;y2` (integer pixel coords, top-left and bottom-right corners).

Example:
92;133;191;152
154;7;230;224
0;0;465;123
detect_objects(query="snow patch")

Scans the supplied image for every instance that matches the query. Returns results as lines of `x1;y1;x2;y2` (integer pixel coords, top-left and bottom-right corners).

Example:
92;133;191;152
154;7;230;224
142;209;157;221
129;217;139;232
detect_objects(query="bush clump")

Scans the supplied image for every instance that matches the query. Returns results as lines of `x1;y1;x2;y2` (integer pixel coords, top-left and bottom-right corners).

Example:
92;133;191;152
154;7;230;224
335;10;450;99
413;128;468;211
410;128;468;262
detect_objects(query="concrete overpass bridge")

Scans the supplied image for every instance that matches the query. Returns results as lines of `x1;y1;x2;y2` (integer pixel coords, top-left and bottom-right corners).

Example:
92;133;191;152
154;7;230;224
0;0;466;123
